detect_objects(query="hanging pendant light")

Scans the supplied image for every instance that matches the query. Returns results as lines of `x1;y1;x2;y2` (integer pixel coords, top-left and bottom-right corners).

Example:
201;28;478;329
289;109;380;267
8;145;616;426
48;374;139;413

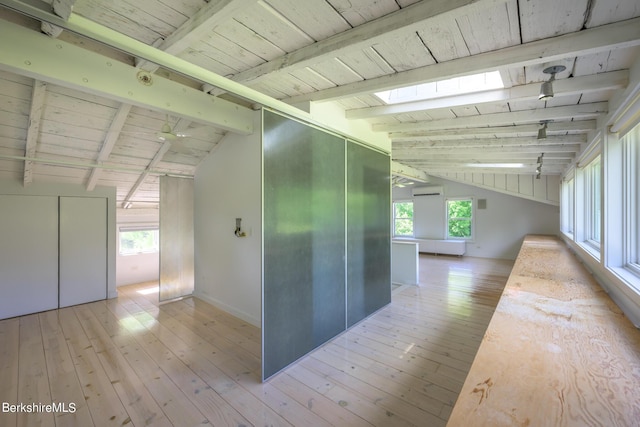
539;65;566;100
537;120;550;140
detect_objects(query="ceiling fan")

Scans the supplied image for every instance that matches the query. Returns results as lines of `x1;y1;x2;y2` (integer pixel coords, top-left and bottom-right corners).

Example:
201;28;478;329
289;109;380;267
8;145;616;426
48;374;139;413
156;115;186;141
121;114;195;155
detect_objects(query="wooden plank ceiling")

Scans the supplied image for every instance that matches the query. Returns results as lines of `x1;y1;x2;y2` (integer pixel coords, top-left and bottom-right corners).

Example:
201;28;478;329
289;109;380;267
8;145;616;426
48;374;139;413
0;0;639;207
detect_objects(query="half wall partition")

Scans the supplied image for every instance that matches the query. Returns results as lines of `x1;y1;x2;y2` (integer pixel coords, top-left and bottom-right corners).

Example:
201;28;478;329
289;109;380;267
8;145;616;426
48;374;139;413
262;110;390;380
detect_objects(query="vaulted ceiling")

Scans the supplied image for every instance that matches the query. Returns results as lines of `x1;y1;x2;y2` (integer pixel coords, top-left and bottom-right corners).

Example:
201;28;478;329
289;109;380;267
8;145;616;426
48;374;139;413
0;0;639;207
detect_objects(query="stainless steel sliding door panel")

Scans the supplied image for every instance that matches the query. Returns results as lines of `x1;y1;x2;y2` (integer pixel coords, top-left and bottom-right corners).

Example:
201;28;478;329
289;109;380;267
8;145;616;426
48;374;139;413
160;176;194;302
346;143;391;327
263;111;346;380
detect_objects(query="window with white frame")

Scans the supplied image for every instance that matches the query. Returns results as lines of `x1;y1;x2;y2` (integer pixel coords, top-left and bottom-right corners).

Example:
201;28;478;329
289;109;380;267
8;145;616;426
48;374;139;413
393;201;414;237
562;177;574;235
584;156;601;248
119;227;159;255
623;125;640;275
446;198;473;240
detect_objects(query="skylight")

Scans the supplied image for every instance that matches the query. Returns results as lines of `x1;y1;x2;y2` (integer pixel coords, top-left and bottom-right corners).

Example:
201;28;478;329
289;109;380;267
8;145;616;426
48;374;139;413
375;71;504;105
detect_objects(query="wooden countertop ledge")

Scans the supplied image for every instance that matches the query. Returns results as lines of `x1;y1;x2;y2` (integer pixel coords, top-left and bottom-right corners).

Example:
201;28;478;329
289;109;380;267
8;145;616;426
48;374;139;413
446;235;640;427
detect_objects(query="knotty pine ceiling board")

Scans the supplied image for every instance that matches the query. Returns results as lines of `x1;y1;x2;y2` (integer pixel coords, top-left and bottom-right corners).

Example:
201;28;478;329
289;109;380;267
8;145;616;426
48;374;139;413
178;47;240;77
456;0;520;55
371;32;437;72
275;72;327;95
450;105;481;118
417;20;470;62
307;58;365;86
288;68;337;92
543;94;582;109
327;0;400;27
213;20;286;63
233;3;314;53
518;0;590;43
34;163;91;180
337;47;396;80
475;102;511;115
579;90;615;104
585;0;640;27
573;46;640;76
73;0;175;44
196;32;266;71
265;0;351;41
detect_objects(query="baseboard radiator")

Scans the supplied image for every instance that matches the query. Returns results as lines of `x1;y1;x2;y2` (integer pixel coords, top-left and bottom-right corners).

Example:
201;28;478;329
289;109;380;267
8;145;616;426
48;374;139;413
416;239;466;256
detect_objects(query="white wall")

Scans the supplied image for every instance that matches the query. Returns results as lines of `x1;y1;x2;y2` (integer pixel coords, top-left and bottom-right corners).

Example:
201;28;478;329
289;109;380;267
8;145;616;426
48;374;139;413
0;180;118;298
115;208;159;287
193;111;262;327
394;176;560;260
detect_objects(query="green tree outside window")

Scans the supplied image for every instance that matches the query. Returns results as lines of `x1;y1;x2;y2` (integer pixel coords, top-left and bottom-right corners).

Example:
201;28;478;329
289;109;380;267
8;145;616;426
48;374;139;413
447;199;472;239
394;201;414;236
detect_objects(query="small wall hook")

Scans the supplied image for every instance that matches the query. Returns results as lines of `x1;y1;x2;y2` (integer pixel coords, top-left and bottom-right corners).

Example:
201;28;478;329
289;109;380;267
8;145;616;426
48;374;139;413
234;218;246;237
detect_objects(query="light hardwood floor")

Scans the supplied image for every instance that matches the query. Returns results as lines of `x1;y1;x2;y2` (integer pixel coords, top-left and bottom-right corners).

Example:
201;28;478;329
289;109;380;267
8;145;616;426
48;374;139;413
0;255;513;427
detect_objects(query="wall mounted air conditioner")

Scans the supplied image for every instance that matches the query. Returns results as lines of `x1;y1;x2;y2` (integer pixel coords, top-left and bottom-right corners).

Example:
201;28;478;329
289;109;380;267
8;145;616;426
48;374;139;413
412;186;443;196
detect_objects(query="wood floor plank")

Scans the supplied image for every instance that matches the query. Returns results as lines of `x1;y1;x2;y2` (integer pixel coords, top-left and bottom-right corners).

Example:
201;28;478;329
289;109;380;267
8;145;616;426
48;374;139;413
104;295;255;427
17;314;54;427
38;310;94;426
0;254;511;426
0;317;20;427
84;301;211;427
72;305;173;427
56;307;131;427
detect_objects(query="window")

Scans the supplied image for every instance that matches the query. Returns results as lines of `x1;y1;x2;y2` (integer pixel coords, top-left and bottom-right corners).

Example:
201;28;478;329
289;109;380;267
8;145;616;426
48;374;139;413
623;125;640;275
375;71;503;105
562;177;574;235
119;228;159;255
447;198;473;239
584;156;602;247
393;201;414;237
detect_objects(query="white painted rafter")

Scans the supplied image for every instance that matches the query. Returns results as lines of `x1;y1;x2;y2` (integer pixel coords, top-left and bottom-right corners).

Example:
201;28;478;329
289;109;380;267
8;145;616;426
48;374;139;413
375;103;608;133
285;17;640;103
0;19;253;134
389;121;597;141
86;104;132;191
121;118;192;208
347;71;628;119
221;0;509;88
391;161;429;183
23;80;46;186
40;0;75;38
136;0;258;72
393;135;587;148
393;144;581;156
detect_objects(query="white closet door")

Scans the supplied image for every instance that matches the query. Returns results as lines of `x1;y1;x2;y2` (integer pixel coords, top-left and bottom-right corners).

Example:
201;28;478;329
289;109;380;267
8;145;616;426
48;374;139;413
59;197;107;308
0;195;59;320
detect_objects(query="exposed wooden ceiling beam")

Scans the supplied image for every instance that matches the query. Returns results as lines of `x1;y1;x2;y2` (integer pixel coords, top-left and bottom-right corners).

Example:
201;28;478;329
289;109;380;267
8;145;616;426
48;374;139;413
40;0;75;38
136;0;258;72
219;0;508;90
418;166;566;175
347;71;628;119
375;103;607;133
0;2;312;124
284;17;640;104
393;144;581;156
121;119;192;208
389;121;597;141
393;135;587;148
0;19;254;134
86;104;132;191
23;80;46;186
391;161;430;182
